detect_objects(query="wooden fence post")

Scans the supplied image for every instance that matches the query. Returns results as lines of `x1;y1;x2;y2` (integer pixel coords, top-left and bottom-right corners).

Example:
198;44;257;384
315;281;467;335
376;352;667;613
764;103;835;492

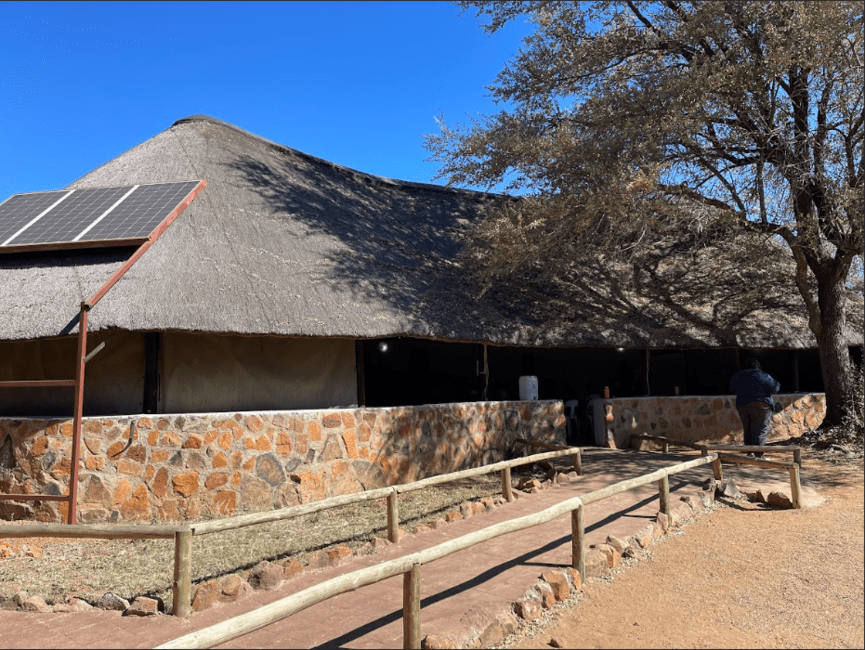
387;491;400;543
501;467;513;502
571;505;585;582
712;457;723;481
172;528;192;617
658;475;670;514
789;465;802;509
403;563;421;649
573;450;582;476
793;448;801;467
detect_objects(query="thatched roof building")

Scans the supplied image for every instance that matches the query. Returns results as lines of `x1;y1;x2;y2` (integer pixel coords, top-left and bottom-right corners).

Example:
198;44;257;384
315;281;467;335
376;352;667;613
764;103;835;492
0;115;861;417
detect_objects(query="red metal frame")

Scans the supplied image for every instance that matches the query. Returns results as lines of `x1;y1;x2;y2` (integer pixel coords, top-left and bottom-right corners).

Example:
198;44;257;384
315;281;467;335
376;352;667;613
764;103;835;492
0;237;149;256
0;179;207;524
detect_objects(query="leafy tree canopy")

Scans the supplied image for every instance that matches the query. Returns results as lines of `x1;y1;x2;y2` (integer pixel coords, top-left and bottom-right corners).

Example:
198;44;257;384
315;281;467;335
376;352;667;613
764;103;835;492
426;1;863;425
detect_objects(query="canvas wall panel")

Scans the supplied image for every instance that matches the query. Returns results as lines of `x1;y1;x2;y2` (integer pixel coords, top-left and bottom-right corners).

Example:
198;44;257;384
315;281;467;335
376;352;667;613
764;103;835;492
161;333;357;413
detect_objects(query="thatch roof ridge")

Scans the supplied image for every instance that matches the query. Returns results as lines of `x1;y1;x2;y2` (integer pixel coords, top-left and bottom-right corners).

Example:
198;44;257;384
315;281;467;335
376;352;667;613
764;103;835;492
170;114;505;201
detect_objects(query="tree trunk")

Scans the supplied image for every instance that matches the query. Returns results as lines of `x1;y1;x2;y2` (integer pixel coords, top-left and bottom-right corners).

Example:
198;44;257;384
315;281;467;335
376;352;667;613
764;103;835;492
815;275;852;427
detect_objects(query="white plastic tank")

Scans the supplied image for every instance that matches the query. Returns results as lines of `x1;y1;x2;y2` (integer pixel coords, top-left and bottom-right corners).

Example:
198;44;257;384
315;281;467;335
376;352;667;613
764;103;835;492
518;375;539;400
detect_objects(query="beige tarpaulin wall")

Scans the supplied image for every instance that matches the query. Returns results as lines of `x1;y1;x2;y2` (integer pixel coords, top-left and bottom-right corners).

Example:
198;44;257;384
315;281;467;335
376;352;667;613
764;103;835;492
161;333;357;413
0;331;145;416
0;332;356;416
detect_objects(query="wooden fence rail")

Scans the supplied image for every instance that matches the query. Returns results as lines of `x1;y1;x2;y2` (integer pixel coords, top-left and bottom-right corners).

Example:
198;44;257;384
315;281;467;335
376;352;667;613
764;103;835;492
631;434;802;466
155;454;718;650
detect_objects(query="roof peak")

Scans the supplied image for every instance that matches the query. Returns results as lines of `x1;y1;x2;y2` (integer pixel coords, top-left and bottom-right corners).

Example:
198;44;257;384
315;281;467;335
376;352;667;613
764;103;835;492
169;115;505;200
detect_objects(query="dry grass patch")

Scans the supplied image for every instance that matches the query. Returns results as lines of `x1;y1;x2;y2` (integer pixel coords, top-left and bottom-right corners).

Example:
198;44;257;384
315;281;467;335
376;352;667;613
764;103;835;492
0;473;503;610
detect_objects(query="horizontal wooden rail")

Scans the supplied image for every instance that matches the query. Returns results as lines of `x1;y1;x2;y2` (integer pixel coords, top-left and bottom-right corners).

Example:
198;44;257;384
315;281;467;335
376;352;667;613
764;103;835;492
191;447;582;537
633;435;802;466
192;486;398;536
0;523;184;540
0;493;69;502
715;452;795;470
156;454;716;649
0;379;76;388
630;433;705;452
514;437;582;474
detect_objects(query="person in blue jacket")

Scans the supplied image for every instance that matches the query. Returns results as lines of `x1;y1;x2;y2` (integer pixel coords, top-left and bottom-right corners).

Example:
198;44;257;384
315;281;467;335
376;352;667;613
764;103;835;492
730;358;781;457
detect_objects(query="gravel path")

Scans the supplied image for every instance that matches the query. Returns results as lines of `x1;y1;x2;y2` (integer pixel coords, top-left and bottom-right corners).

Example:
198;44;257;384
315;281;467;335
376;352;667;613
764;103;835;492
502;454;864;649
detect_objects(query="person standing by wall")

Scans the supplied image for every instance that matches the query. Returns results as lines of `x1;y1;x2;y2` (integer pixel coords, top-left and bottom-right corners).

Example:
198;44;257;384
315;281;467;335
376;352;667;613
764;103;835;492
730;358;781;457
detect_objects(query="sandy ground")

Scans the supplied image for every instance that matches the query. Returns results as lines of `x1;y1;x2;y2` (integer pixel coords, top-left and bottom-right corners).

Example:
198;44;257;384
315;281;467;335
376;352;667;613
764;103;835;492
500;453;864;649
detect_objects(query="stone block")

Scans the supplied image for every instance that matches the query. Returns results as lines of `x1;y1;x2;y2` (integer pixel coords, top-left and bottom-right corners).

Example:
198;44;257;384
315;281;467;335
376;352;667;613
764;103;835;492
282;558;304;580
477;612;518;648
21;596;51;613
633;523;655;549
471;501;486;515
429;518;447;529
605;535;629;556
584;548;609;578
325;545;354;566
422;635;457;649
124;596;160;616
192;580;220;612
594;543;622;567
96;592;130;611
513;595;542;621
445;510;462;522
536;582;556;609
218;574;251;602
540;571;570;601
719;478;742;499
247;562;283;590
459;502;474;518
767;491;793;509
172;471;199;497
182;435;203;449
565;567;582;591
745;489;766;504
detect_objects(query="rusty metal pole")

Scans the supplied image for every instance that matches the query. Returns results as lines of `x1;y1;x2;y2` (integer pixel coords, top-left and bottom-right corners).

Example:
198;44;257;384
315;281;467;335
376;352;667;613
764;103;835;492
67;304;89;524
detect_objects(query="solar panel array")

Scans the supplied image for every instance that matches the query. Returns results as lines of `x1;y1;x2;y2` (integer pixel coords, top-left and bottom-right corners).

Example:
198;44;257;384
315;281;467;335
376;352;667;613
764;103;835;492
0;180;203;252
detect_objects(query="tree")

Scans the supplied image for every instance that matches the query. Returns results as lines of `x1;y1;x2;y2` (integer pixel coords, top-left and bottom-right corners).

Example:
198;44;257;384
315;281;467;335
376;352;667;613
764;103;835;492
426;1;864;426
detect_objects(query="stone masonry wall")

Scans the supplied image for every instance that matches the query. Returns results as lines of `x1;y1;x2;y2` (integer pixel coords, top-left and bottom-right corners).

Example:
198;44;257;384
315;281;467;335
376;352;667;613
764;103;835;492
0;400;565;523
597;393;826;449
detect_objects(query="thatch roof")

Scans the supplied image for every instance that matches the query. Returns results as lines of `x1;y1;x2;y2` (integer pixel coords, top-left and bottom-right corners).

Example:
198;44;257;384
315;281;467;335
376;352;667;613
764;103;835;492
0;115;861;349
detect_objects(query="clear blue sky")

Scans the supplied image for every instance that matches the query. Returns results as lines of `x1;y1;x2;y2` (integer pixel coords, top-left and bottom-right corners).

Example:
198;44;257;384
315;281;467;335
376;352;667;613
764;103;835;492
0;1;532;200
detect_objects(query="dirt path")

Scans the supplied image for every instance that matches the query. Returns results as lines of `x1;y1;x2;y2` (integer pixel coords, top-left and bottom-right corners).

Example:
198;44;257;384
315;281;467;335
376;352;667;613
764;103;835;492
501;455;864;649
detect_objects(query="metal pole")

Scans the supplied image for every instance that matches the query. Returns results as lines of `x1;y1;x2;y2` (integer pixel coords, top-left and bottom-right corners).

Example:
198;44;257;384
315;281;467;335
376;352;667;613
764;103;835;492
67;305;89;525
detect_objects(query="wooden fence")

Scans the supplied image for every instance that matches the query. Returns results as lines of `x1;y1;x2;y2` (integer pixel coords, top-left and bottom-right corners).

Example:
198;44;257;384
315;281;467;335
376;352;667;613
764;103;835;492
155;453;718;649
0;445;582;618
630;434;803;508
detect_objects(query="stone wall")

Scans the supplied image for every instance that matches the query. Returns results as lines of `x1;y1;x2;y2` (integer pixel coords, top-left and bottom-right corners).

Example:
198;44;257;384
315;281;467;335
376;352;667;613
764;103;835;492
594;393;826;449
0;400;565;523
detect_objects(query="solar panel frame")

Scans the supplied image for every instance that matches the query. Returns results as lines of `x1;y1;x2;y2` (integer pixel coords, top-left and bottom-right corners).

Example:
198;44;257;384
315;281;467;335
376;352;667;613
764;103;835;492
0;180;205;255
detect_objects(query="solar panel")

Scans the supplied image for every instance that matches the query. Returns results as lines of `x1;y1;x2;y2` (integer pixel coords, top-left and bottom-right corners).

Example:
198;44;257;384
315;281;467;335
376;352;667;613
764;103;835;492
0;180;204;254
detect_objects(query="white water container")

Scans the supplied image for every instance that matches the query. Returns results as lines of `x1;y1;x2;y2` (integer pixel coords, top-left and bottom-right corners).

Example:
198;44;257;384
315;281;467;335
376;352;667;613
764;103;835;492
518;375;539;400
